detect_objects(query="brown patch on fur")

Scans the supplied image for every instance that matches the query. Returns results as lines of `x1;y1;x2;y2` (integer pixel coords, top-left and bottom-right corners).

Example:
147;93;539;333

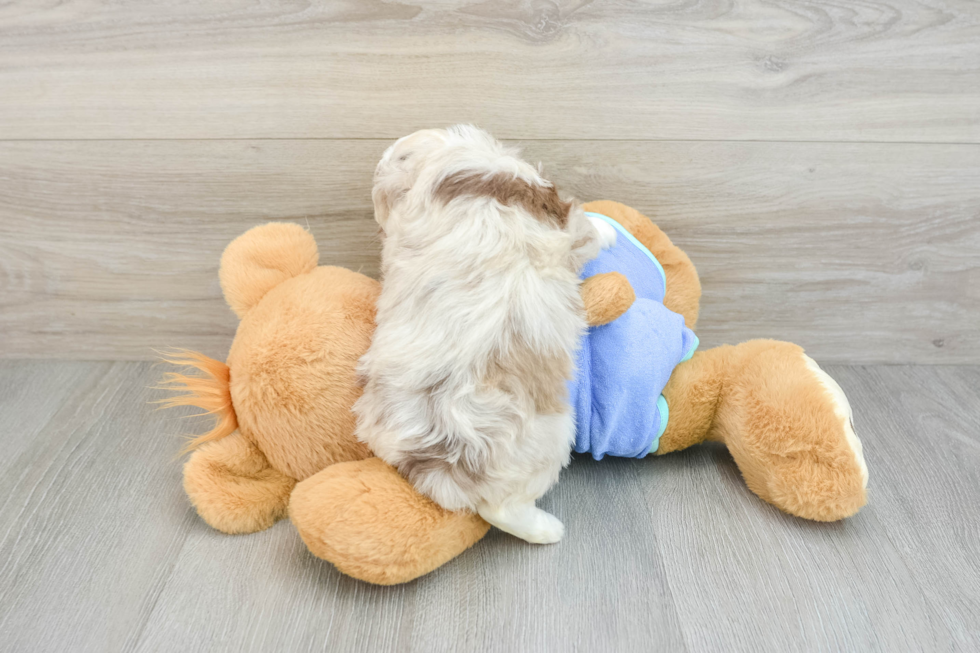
435;171;571;228
398;440;486;495
485;339;572;415
395;339;572;492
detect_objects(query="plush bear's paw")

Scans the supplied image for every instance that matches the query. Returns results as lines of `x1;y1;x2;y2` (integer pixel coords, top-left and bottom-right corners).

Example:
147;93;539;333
720;341;869;521
581;272;635;327
183;432;295;534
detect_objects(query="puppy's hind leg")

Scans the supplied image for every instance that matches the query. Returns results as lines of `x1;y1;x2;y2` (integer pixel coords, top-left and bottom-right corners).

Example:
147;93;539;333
477;501;565;544
477;411;574;543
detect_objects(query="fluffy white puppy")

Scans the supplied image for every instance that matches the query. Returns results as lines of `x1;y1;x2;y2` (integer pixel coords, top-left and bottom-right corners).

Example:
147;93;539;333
354;125;615;543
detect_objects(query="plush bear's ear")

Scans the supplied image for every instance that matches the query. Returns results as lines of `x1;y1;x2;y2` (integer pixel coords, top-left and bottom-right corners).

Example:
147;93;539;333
219;222;319;319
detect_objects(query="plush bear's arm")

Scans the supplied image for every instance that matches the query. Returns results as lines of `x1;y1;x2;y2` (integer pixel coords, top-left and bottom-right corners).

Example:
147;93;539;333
581;272;635;326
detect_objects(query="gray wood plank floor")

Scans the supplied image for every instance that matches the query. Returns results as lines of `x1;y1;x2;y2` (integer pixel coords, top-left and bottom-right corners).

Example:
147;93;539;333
1;361;977;652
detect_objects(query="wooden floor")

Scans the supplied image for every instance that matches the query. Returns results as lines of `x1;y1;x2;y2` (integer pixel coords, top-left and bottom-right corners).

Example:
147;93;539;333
0;360;978;652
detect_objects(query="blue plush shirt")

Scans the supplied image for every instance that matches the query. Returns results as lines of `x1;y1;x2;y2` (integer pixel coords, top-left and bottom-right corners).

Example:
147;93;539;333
568;213;699;460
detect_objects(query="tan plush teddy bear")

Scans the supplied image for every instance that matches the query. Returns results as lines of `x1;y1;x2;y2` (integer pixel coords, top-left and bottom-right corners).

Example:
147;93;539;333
163;201;868;585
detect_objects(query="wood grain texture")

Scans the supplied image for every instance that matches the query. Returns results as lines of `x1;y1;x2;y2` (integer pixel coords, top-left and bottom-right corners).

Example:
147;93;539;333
0;362;195;652
635;364;980;650
0;0;978;141
2;139;977;363
827;365;980;648
0;361;978;652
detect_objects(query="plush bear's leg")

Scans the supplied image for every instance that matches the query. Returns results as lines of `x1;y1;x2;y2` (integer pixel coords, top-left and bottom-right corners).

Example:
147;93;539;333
183;431;296;534
656;347;733;455
658;341;868;521
290;457;490;585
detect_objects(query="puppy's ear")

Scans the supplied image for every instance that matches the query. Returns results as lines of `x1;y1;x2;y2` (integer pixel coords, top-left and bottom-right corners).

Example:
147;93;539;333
373;129;447;230
372;151;409;230
373;142;422;230
372;174;400;229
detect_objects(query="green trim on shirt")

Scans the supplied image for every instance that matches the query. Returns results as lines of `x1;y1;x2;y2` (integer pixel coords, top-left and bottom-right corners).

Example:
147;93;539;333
652;394;669;453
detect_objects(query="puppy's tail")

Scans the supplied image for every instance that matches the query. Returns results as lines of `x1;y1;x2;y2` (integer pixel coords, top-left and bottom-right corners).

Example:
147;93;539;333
156;350;238;455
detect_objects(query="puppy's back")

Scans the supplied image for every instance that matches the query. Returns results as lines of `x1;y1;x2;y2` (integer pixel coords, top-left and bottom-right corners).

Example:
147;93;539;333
357;125;594;512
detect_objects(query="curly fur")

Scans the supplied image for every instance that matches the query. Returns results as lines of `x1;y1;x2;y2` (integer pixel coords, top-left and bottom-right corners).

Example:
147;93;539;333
354;126;608;543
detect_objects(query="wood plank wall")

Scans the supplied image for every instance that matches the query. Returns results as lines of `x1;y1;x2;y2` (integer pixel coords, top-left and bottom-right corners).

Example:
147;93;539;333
1;1;978;362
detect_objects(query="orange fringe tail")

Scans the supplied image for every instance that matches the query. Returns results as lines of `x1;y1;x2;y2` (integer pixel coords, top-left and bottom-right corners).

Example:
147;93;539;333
156;350;238;455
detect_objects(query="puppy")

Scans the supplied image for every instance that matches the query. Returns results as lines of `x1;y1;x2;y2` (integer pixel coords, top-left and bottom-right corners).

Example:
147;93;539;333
354;125;615;543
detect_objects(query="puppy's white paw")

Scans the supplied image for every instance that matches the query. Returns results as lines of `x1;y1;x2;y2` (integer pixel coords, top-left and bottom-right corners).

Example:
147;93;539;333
477;502;565;544
589;216;618;250
525;511;565;544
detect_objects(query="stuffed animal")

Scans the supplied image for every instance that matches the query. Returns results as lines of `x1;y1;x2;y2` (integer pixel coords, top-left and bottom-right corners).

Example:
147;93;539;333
162;201;868;585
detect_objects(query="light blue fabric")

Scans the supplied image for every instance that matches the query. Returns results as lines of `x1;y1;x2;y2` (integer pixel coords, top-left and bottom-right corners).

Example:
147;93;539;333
568;213;699;460
586;212;667;297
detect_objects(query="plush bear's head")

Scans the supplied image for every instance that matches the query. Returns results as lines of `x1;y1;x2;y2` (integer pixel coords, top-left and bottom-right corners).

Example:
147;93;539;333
219;223;380;480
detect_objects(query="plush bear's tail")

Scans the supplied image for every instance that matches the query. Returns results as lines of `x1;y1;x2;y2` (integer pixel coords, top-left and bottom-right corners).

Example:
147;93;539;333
157;350;238;455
